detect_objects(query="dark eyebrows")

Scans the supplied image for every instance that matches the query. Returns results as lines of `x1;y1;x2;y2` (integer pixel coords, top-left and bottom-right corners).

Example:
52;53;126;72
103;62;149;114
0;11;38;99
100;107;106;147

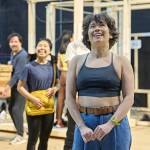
89;21;96;27
98;20;106;25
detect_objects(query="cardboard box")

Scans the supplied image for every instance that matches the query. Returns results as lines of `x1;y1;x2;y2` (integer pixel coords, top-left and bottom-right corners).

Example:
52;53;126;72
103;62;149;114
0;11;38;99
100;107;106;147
0;65;12;99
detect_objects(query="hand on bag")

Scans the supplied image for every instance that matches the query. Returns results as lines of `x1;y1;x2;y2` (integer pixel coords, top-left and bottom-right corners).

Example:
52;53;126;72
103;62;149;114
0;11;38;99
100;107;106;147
31;98;44;109
79;125;95;143
93;121;114;141
47;87;58;97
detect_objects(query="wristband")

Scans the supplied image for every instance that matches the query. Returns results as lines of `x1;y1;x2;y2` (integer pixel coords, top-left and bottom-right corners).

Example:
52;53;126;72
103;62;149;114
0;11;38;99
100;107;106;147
110;115;120;126
78;124;85;129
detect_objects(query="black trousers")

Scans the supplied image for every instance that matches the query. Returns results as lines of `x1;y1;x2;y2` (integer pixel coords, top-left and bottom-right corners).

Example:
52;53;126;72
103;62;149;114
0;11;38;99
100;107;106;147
8;86;25;136
26;113;54;150
64;110;75;150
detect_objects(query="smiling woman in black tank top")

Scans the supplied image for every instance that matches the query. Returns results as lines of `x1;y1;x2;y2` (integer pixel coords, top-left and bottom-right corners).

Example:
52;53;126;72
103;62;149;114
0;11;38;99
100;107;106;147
66;14;134;150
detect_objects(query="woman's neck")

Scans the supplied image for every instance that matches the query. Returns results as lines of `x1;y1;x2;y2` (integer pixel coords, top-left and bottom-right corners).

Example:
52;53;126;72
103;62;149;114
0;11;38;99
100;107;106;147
35;58;48;64
90;44;110;58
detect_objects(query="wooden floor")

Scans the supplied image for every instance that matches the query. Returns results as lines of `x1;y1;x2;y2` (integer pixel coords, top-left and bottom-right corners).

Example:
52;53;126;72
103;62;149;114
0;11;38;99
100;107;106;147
0;123;150;150
0;132;65;150
0;122;67;138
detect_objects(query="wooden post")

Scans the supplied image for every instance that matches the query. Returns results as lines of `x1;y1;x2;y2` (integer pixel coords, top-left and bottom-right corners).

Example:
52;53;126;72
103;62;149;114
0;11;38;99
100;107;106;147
147;93;150;109
46;3;56;55
74;0;83;41
28;0;36;54
93;0;101;14
133;36;139;90
122;0;131;60
122;0;133;123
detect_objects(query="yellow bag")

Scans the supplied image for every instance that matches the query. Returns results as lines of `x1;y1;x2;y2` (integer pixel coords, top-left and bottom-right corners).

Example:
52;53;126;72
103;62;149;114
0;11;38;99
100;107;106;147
26;90;54;116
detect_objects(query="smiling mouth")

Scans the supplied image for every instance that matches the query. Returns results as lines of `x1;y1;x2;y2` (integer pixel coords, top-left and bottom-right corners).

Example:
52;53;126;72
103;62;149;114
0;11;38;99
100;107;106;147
93;33;103;38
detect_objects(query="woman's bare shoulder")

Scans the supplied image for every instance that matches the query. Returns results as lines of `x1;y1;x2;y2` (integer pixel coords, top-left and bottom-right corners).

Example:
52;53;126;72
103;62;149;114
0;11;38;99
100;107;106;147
113;53;130;64
118;55;131;66
113;54;133;74
70;53;88;64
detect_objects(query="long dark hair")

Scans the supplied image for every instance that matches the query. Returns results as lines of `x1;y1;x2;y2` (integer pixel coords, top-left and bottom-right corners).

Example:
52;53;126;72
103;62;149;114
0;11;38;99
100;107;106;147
82;13;119;50
59;30;73;54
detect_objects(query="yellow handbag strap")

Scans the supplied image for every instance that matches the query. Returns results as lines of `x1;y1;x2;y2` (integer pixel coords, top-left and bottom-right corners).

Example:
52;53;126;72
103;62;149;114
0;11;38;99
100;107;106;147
52;63;56;87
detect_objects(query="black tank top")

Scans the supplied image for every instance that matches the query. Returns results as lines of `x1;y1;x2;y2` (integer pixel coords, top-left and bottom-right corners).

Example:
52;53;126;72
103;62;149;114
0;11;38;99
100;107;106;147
76;53;121;97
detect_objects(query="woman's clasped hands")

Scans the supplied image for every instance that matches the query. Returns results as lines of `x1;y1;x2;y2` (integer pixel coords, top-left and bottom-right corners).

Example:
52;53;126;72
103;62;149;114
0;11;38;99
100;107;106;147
79;121;114;143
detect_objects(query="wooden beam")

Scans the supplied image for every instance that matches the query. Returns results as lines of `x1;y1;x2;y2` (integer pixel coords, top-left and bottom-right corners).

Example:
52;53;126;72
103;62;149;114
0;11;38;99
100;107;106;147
46;3;56;55
28;1;36;54
29;0;57;3
122;0;131;59
74;0;83;41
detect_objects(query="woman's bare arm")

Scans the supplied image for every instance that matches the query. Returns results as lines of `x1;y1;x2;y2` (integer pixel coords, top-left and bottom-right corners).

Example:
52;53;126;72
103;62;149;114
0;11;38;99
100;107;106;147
66;55;85;127
17;80;43;108
112;56;134;121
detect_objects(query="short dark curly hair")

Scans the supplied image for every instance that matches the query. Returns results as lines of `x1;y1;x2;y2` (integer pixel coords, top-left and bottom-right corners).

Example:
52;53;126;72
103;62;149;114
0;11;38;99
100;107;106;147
82;13;119;50
7;33;23;44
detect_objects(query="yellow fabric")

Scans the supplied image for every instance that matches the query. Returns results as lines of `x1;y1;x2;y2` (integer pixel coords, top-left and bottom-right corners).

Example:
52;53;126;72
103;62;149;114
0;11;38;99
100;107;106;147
60;54;68;71
26;90;54;116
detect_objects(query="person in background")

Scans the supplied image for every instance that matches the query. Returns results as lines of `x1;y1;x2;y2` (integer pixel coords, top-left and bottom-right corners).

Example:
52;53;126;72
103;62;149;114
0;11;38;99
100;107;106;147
56;31;73;128
2;33;28;144
65;41;90;62
66;13;134;150
17;38;58;150
64;40;90;150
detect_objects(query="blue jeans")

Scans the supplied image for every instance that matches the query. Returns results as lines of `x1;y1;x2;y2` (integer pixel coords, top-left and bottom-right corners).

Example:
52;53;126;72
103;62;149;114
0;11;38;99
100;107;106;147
73;113;131;150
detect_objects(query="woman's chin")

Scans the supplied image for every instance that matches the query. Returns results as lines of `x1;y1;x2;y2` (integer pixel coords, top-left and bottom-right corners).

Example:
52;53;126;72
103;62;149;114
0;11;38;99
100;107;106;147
37;55;46;59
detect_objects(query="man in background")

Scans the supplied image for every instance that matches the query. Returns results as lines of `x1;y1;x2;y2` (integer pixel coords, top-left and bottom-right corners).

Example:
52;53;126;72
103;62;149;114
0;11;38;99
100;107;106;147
2;33;28;144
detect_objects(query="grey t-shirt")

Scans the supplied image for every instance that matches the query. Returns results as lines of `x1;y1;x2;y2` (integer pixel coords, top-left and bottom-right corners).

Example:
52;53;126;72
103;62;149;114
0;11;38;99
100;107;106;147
8;49;28;87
